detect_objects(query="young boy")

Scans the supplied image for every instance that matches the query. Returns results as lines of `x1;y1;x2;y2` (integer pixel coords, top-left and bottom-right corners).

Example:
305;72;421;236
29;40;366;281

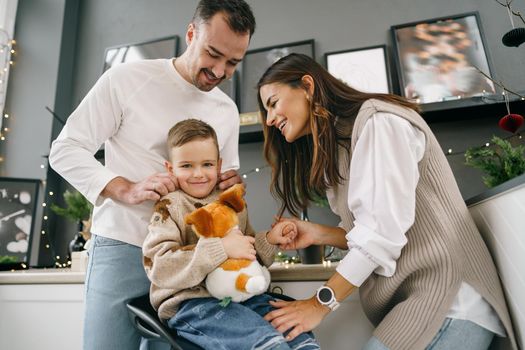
142;119;320;350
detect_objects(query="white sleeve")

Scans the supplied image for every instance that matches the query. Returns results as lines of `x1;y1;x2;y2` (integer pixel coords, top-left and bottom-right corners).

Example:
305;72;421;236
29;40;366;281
49;70;123;205
336;112;426;286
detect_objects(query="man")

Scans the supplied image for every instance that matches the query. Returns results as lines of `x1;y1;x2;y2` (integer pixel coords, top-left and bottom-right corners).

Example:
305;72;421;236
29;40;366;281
49;1;255;348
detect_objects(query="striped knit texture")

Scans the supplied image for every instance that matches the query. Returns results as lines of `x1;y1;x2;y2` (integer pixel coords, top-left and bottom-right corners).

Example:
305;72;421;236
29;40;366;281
331;99;517;350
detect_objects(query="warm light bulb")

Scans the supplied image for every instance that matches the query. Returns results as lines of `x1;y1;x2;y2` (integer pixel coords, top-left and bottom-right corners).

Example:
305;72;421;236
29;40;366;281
43;215;48;220
242;174;247;179
255;168;260;172
42;203;46;207
49;191;54;195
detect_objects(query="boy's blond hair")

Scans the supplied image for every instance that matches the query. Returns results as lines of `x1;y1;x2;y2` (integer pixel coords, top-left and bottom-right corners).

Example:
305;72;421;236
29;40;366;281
167;119;219;156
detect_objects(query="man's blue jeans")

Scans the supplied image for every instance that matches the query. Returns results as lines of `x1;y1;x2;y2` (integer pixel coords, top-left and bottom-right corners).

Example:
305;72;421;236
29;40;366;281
84;234;151;350
168;294;320;350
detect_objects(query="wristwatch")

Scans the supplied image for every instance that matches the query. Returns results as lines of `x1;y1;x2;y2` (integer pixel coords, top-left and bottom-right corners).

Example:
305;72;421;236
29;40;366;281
316;285;340;311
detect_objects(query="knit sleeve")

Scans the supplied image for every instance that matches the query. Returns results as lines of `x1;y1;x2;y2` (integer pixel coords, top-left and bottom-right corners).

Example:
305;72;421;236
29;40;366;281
143;197;228;290
244;215;277;267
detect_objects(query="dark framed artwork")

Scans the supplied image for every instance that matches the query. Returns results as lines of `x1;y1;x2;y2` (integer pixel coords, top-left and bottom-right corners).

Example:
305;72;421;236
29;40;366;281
0;177;39;270
239;39;315;117
391;12;496;105
217;71;239;104
102;35;179;73
325;45;392;94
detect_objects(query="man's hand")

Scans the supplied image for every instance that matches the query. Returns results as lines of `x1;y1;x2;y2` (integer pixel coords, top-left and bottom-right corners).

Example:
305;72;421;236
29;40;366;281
221;226;256;260
102;173;179;205
218;169;243;190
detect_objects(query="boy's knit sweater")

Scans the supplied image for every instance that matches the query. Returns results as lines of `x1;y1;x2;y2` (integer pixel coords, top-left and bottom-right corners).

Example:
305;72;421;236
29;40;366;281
143;188;277;320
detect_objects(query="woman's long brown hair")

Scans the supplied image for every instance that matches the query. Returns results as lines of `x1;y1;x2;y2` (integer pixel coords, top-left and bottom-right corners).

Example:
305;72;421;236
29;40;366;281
257;53;419;217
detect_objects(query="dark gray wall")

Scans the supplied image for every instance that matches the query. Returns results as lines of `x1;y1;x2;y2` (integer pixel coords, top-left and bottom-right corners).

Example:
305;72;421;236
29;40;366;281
67;0;525;231
4;0;524;246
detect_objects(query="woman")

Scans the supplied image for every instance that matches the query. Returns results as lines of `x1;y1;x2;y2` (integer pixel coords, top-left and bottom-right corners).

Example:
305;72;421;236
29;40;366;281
257;53;516;350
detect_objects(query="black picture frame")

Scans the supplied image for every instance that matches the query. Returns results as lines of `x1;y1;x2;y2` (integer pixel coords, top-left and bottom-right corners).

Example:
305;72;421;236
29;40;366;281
102;35;179;74
0;177;39;271
391;12;496;106
217;70;239;104
324;44;393;94
239;39;315;116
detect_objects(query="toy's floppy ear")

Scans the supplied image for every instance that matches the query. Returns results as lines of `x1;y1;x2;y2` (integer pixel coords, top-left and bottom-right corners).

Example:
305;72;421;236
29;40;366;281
219;184;245;213
185;208;213;237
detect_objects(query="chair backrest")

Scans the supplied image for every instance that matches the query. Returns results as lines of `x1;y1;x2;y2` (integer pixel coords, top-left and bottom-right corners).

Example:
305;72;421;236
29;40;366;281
126;294;203;350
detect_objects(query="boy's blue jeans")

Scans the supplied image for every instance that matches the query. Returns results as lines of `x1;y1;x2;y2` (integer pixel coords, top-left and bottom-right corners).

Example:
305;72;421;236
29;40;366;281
168;294;320;350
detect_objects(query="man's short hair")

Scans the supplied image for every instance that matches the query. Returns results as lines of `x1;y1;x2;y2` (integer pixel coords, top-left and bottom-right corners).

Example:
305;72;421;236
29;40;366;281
167;119;219;155
193;0;256;37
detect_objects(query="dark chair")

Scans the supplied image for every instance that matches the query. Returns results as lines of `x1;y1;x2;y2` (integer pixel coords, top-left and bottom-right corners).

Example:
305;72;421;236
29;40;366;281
126;292;295;350
126;293;203;350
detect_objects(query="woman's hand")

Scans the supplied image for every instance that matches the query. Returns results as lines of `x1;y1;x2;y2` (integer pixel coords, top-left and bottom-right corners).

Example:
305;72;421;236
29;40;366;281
264;296;330;341
274;217;319;250
274;216;348;250
266;221;297;245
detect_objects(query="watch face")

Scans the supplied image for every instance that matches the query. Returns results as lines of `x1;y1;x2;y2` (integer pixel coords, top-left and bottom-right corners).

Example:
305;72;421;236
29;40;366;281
318;287;333;303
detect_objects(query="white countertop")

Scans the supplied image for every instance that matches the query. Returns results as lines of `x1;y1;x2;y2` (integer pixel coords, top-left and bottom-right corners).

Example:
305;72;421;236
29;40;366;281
0;262;338;285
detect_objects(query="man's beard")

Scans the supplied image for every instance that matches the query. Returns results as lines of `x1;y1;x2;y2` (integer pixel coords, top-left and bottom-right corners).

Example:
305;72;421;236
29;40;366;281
193;68;225;91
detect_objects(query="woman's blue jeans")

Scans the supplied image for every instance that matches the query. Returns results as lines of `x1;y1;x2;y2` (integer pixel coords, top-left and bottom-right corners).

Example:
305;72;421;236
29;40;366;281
168;294;320;350
84;234;151;350
363;318;495;350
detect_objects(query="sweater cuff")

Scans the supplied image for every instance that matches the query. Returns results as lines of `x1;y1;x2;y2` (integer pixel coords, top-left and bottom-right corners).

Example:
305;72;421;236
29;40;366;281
254;231;278;266
336;248;378;287
196;237;228;269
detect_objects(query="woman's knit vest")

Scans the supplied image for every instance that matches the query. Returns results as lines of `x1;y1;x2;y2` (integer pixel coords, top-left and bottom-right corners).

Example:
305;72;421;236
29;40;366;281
329;99;516;350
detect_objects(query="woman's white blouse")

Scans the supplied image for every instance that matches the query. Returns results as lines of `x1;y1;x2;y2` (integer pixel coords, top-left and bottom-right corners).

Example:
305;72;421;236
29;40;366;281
330;112;505;336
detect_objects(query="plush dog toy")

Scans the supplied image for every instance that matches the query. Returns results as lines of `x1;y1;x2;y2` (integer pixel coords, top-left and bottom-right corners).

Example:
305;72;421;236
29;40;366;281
185;184;270;304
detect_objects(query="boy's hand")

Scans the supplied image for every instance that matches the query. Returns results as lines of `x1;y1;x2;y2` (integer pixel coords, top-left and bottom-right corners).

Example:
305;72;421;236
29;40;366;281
221;226;256;260
266;221;297;246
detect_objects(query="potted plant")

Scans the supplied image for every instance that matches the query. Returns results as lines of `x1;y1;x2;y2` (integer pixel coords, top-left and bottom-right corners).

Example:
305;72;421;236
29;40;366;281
51;190;93;255
465;113;525;188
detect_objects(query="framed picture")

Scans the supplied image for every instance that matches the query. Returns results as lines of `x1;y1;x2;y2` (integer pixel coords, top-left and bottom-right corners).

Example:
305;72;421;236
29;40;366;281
217;71;239;104
0;177;39;270
102;35;179;73
391;12;496;104
239;39;315;116
325;45;392;94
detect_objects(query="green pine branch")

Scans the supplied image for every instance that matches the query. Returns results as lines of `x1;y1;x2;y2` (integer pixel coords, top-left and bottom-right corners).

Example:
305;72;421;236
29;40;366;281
50;190;93;222
465;136;525;188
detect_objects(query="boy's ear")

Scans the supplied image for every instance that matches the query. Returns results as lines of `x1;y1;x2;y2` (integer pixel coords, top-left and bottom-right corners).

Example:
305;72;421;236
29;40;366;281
219;184;245;212
185;208;213;237
164;161;174;174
